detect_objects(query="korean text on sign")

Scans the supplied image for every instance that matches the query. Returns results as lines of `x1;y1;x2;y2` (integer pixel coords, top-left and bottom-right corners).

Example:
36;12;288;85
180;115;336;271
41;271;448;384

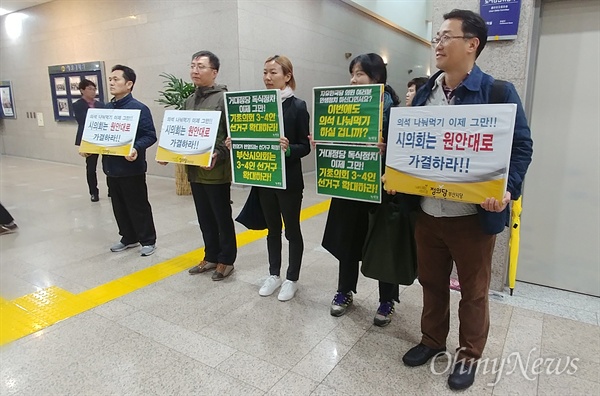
312;84;383;144
315;143;381;203
385;104;517;203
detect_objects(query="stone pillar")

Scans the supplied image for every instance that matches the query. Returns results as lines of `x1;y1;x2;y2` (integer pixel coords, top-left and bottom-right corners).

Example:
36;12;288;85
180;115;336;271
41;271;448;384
431;0;536;291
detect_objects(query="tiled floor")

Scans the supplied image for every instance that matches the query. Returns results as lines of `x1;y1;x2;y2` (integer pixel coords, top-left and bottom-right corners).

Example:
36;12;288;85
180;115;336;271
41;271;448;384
1;155;599;395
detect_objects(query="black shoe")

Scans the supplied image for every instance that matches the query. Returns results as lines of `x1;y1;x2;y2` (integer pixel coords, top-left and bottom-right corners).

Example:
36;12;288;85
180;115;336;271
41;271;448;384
448;361;477;390
402;343;446;367
91;193;99;202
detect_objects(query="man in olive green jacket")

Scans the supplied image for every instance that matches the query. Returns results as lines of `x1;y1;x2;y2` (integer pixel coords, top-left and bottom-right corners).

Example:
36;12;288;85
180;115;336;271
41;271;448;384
184;50;237;280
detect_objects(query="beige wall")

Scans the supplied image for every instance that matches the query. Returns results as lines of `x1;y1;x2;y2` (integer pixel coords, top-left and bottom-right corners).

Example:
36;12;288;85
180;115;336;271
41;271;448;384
0;0;240;176
0;0;431;176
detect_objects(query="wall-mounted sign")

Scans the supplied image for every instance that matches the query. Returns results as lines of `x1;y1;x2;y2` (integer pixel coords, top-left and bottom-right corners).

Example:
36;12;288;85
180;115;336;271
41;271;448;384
0;81;16;119
48;61;106;122
480;0;521;41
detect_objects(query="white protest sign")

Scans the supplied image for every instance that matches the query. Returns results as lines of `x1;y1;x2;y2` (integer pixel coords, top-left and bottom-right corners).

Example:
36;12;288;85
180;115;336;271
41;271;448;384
385;104;517;203
155;110;221;166
79;108;141;156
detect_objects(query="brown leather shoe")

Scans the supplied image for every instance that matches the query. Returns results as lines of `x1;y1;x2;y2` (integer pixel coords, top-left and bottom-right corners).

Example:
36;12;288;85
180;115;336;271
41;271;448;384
211;263;234;281
188;260;217;275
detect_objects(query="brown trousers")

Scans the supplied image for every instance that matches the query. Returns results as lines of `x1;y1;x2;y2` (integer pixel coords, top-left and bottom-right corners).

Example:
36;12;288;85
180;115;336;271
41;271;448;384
415;211;496;360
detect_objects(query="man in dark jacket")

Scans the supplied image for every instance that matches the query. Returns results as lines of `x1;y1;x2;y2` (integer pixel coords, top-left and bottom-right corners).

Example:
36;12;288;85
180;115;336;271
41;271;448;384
400;10;533;391
184;50;237;281
73;78;104;202
104;64;158;257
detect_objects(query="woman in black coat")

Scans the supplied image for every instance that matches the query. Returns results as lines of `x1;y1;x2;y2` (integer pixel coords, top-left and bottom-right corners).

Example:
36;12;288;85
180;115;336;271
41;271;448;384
253;55;311;301
322;53;401;326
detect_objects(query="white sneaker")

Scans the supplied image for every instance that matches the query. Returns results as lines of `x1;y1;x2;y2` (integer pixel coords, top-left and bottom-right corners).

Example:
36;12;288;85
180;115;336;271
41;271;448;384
278;280;298;301
259;275;282;296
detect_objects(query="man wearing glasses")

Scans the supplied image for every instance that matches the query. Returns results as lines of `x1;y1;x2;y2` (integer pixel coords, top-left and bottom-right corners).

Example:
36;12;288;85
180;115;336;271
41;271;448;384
400;9;533;390
182;51;237;281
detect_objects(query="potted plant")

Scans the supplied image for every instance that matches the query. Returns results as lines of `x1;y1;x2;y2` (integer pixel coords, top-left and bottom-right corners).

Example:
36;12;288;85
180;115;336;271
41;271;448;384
157;73;195;109
156;73;195;195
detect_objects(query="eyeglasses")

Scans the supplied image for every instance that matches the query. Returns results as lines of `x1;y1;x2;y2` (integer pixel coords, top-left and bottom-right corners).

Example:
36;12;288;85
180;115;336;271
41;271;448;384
190;64;214;71
431;34;473;46
266;55;280;62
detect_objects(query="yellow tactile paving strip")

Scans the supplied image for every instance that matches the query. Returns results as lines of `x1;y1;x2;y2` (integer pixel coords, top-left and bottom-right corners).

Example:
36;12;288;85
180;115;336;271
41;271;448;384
0;199;331;346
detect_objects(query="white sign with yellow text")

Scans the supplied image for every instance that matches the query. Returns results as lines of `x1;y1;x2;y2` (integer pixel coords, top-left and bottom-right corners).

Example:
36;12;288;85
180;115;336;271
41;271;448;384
385;104;517;203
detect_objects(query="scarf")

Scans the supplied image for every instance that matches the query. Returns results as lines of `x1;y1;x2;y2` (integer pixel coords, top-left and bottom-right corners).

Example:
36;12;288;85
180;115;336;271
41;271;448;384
280;86;294;102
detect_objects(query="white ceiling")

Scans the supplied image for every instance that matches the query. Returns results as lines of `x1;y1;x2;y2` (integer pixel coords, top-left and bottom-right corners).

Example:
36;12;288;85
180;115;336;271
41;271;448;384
0;0;53;16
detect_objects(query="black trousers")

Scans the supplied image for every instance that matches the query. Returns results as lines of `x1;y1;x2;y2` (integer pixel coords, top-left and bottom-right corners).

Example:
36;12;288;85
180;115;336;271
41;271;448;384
86;154;99;195
107;174;156;246
338;259;399;302
191;182;237;265
0;203;14;225
258;187;304;281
